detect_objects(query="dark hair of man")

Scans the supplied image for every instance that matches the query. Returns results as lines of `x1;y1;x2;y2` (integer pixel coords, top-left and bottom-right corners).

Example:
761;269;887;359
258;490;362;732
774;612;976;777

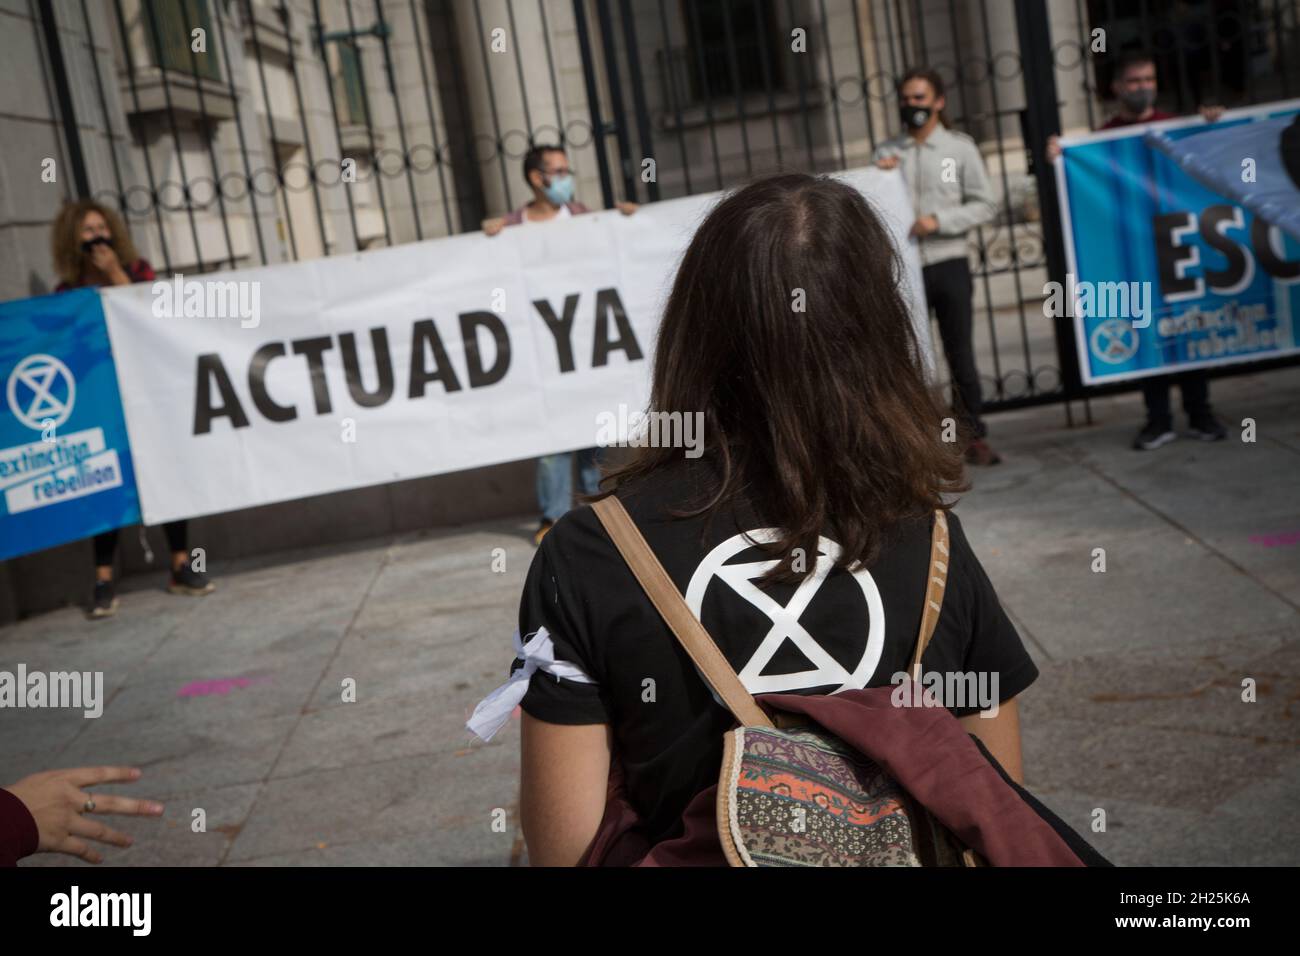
599;173;967;585
1111;48;1157;83
896;66;949;127
522;144;565;187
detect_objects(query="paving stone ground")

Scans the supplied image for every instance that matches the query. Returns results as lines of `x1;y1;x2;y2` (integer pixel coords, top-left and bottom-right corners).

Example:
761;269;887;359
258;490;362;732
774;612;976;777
4;368;1298;867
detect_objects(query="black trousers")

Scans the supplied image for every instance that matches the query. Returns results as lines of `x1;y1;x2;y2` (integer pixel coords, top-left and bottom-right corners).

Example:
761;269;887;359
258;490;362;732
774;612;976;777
922;258;986;439
1141;371;1211;430
93;521;187;568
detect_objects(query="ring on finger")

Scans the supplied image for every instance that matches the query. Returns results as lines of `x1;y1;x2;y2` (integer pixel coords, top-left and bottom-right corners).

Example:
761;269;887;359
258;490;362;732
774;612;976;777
83;795;95;814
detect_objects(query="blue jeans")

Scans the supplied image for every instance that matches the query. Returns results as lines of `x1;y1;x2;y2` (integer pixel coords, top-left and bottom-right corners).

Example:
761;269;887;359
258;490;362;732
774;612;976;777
537;448;602;523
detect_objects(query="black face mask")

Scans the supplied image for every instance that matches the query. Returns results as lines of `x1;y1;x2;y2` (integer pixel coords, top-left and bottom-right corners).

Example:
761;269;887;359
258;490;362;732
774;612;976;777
80;236;111;254
900;105;933;130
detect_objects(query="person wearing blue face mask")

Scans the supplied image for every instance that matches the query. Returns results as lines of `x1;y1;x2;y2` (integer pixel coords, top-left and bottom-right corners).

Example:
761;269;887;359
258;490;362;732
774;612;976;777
482;145;626;232
483;145;638;545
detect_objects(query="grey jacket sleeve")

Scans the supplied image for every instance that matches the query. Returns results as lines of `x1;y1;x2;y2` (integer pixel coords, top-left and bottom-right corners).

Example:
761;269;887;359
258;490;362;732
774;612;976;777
935;141;998;236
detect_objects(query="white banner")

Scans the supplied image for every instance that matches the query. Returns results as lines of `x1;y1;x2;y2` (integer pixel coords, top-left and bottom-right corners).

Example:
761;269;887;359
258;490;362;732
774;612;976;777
103;166;930;524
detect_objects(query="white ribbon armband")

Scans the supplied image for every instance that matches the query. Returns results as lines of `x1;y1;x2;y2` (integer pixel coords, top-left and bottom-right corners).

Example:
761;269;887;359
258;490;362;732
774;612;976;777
465;626;594;742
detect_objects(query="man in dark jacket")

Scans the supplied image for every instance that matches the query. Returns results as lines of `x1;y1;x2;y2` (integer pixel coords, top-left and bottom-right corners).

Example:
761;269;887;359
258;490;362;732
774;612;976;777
1049;49;1227;450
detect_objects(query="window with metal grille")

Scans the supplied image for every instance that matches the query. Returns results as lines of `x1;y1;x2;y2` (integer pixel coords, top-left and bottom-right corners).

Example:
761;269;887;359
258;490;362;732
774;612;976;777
143;0;221;81
335;39;370;126
1083;0;1289;111
676;0;785;102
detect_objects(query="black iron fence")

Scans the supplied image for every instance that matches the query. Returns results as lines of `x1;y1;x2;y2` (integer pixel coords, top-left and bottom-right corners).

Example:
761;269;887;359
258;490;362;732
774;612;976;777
40;0;1300;419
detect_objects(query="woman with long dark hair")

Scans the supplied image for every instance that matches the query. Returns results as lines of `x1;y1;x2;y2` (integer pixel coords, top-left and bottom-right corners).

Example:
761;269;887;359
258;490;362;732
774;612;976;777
472;174;1039;865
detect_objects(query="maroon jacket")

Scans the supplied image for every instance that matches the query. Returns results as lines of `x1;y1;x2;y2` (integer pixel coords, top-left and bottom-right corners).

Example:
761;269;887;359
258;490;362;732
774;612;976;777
502;201;590;226
0;788;38;867
1099;109;1176;130
580;687;1110;867
56;257;155;292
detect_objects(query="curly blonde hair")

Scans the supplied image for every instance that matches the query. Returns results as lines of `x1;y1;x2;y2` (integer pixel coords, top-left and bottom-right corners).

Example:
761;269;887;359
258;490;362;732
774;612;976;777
51;200;139;287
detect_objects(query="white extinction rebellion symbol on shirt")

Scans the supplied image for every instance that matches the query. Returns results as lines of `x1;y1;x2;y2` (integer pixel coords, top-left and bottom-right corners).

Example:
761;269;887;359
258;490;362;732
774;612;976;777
685;529;885;694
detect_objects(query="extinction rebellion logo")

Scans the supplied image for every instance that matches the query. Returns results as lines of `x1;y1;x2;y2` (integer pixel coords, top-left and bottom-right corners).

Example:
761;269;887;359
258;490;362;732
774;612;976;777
685;530;886;694
1089;319;1140;364
2;353;125;516
7;353;75;429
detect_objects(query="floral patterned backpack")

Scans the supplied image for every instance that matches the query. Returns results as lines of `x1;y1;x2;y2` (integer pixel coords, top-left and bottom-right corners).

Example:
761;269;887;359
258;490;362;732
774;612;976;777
592;496;983;867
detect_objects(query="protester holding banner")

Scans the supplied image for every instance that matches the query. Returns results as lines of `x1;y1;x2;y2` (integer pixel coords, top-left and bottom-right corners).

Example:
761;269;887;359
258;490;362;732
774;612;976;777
1047;49;1228;451
51;200;215;617
483;145;637;546
873;68;1001;467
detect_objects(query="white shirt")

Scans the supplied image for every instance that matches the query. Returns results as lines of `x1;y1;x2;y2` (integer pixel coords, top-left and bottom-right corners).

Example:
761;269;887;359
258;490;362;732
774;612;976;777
520;203;572;225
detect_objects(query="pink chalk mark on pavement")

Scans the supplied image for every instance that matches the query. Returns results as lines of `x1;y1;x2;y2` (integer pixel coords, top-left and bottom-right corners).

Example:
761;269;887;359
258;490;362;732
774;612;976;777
1249;530;1300;549
176;675;273;698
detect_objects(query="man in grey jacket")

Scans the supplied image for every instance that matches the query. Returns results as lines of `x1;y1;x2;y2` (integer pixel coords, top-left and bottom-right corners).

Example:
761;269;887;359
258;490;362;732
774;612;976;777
873;67;1000;465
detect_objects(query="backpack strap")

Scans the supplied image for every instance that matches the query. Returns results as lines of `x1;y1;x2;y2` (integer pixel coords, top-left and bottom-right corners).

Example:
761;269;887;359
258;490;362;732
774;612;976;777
908;510;950;682
592;496;774;730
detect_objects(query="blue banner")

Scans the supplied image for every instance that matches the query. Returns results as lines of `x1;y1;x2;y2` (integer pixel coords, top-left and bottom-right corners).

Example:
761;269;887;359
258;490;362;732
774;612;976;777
1057;101;1300;384
0;288;140;561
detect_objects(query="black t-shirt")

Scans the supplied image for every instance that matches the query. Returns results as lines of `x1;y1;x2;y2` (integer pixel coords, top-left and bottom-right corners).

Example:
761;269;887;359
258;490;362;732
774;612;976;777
513;460;1038;844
